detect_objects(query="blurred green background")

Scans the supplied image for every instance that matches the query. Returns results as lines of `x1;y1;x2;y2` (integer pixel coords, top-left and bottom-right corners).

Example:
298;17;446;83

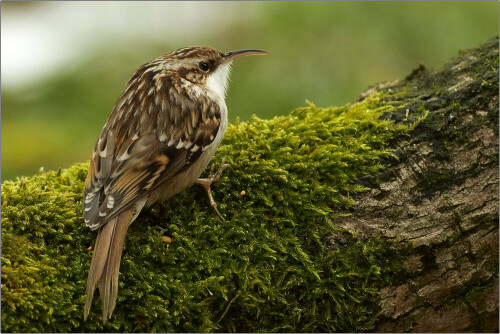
1;2;498;181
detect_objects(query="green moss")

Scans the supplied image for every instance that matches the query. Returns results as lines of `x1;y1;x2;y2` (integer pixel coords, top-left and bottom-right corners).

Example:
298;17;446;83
2;92;418;332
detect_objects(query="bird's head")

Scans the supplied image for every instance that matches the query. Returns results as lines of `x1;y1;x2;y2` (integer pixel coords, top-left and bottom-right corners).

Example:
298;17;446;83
159;46;269;99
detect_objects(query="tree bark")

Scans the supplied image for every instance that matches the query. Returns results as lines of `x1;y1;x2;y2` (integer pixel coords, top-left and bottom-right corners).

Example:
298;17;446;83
333;36;499;332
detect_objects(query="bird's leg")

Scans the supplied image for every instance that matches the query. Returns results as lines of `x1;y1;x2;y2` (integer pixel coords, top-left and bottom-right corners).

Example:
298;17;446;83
196;158;230;220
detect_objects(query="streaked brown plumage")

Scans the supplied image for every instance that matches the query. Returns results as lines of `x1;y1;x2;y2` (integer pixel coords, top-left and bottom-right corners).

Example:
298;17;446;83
83;46;269;323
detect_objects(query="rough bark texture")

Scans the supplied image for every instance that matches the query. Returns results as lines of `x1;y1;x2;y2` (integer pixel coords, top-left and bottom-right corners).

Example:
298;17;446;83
334;36;499;332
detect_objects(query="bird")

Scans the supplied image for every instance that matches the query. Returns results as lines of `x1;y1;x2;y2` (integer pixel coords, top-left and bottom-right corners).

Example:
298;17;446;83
82;46;269;323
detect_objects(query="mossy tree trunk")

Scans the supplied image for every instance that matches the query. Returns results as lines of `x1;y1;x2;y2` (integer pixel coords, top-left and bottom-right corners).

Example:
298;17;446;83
1;37;498;333
334;37;499;332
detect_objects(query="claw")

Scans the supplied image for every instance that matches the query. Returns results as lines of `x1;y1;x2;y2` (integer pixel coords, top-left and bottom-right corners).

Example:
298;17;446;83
196;158;230;220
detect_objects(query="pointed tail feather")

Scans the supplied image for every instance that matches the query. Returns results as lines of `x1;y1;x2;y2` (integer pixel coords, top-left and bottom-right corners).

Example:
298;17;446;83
84;209;133;323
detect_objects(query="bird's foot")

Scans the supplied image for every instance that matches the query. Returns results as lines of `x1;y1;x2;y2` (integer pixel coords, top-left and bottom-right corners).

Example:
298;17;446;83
195;158;230;220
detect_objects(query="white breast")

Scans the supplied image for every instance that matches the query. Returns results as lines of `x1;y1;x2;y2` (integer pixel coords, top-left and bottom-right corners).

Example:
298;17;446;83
206;61;232;101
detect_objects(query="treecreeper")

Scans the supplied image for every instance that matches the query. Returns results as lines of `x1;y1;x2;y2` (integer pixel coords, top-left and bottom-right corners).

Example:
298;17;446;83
82;46;269;323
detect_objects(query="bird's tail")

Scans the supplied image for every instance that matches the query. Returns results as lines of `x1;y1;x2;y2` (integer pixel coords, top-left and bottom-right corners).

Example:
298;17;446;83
83;209;133;324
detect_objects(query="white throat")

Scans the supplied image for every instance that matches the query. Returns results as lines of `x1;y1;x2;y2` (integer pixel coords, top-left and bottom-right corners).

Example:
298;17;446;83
206;61;232;101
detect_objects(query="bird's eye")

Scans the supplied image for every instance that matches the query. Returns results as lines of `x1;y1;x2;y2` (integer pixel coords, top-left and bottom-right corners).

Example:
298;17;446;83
198;61;209;72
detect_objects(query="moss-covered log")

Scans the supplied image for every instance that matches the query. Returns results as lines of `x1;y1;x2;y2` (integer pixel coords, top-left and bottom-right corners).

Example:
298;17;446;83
1;36;498;333
339;36;499;333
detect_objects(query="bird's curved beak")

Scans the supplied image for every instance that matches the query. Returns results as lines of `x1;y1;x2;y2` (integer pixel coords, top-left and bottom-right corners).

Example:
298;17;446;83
222;49;270;63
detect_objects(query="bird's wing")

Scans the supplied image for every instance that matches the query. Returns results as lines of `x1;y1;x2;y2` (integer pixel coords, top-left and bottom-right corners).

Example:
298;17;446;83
84;74;222;230
83;131;116;226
